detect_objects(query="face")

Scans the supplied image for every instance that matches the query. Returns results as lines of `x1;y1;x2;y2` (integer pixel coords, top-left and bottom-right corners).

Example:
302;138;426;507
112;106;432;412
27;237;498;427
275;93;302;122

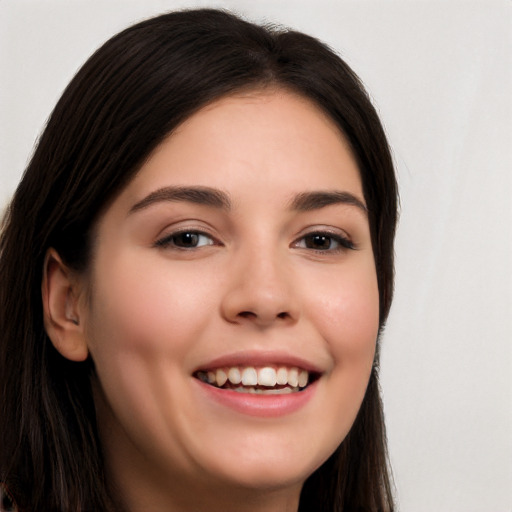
79;91;379;506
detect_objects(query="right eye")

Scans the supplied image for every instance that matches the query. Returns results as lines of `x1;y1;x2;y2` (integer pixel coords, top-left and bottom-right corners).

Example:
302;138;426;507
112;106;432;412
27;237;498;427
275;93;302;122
155;230;216;250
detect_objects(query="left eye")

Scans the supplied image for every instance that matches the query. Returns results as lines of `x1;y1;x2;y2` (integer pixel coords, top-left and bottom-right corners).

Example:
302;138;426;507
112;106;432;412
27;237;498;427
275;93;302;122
156;231;215;249
295;232;354;251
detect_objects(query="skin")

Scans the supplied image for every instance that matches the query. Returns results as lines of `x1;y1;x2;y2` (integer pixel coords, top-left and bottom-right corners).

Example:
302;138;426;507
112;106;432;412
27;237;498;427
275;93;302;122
44;90;379;512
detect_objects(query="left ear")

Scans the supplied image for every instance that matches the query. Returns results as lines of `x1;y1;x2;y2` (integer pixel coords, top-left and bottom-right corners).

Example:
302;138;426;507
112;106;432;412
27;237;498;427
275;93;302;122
41;248;89;362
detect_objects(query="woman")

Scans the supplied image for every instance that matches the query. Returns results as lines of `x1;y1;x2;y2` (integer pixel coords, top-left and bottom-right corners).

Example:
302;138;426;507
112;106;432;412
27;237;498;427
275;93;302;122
0;8;397;512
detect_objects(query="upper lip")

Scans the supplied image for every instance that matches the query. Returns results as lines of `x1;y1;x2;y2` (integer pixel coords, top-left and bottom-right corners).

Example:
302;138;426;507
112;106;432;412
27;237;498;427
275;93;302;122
193;350;323;374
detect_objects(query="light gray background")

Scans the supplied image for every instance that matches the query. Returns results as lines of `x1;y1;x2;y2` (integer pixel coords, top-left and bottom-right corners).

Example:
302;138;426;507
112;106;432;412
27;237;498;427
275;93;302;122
1;1;511;511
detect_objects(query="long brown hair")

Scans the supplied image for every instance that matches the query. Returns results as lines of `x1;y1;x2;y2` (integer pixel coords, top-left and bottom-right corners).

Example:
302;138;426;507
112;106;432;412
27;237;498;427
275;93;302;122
0;9;397;511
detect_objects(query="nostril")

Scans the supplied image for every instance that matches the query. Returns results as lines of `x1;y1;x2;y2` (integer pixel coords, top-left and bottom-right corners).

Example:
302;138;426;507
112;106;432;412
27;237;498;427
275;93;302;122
237;311;290;321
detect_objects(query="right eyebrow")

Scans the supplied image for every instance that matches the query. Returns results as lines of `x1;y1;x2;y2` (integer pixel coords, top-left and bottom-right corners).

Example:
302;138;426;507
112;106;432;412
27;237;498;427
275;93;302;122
128;186;232;214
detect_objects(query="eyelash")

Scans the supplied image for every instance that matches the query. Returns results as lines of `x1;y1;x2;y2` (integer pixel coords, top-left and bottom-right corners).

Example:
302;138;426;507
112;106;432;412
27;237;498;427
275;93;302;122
155;229;218;250
155;228;355;254
292;231;355;253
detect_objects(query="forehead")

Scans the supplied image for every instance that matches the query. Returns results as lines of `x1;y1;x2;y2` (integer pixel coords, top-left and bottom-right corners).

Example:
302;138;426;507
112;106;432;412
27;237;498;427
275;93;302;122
114;89;363;214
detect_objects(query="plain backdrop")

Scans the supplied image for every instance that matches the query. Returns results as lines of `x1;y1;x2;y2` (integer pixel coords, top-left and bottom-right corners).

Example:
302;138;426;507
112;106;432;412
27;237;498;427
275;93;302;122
1;1;511;511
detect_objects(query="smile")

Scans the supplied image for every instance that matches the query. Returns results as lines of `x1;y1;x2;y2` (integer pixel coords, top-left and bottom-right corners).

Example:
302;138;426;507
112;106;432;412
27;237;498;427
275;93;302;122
195;366;315;394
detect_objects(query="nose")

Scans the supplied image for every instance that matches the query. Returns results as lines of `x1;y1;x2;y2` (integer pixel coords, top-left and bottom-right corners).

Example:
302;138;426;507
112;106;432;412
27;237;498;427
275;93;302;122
220;246;300;328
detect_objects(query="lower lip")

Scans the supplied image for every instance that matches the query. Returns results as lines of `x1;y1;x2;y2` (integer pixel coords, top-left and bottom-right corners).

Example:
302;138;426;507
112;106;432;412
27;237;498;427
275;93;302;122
194;379;318;418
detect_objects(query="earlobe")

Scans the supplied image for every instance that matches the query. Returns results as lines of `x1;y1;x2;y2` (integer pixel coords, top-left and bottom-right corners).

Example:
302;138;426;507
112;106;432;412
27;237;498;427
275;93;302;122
42;248;89;362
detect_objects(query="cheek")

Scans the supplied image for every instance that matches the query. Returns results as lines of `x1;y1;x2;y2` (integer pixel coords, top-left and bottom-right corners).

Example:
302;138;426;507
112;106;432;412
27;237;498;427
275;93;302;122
307;259;380;423
83;254;222;448
287;261;379;466
87;253;218;361
313;261;380;358
84;263;179;419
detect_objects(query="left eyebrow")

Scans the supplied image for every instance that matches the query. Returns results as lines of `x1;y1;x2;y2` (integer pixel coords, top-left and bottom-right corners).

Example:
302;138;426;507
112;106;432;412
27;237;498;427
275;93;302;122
128;186;232;214
289;190;368;214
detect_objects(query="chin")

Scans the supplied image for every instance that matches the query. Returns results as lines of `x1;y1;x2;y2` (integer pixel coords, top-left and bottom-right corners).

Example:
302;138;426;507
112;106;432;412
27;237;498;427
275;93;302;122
217;468;307;496
198;444;328;494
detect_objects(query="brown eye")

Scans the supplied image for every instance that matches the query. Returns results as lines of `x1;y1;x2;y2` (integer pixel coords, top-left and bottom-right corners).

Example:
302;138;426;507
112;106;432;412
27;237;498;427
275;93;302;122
156;231;215;249
295;232;355;252
173;232;200;248
304;234;334;250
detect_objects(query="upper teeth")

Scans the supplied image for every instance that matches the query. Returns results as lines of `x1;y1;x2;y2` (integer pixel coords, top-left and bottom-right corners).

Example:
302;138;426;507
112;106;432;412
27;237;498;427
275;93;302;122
200;366;309;389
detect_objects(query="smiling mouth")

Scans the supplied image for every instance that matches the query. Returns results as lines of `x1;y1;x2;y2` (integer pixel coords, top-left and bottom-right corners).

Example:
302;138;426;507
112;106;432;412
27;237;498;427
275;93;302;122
195;366;319;394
